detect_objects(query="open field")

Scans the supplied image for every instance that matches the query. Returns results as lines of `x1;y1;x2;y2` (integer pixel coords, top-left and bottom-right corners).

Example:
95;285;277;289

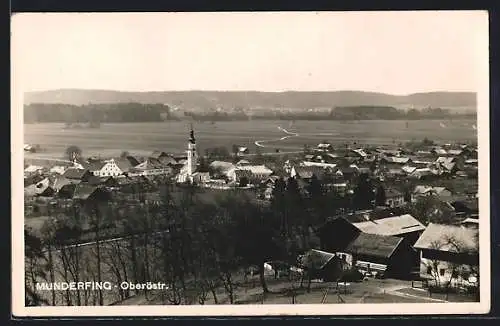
24;120;477;160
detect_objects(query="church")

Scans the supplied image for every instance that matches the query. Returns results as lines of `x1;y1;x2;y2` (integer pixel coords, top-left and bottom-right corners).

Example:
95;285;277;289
176;126;209;184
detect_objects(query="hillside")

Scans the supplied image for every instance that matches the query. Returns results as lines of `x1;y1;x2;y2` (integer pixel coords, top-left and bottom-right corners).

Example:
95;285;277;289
24;89;476;112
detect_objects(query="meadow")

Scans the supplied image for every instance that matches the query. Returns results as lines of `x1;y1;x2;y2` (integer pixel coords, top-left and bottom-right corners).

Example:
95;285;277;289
23;119;478;160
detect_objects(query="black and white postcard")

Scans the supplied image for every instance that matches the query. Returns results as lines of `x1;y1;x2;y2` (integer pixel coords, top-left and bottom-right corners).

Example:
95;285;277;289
11;11;490;316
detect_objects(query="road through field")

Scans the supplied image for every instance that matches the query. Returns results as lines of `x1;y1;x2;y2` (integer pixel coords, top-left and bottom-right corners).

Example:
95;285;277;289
254;126;300;148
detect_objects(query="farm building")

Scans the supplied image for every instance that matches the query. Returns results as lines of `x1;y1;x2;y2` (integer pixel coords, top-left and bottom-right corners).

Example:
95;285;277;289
343;232;415;279
413;223;479;288
318;217;362;253
351;214;425;244
300;249;345;282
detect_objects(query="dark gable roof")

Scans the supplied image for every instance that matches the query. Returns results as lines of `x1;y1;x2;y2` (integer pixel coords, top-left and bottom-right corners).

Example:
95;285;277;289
63;168;90;180
57;183;78;198
24;174;45;187
114;158;134;172
73;184;101;200
125;156;140;167
301;249;337;270
86;160;107;172
345;233;403;259
150;151;169;159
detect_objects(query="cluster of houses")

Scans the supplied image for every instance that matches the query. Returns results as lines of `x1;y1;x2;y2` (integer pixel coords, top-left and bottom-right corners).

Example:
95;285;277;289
24;133;479;211
23;129;480;293
302;206;479;290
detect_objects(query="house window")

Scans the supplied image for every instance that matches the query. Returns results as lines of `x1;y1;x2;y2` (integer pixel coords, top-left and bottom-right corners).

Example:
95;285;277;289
427;266;432;275
439;268;445;276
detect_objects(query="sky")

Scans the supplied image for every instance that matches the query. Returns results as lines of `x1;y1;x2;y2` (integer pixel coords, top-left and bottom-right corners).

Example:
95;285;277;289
11;11;488;95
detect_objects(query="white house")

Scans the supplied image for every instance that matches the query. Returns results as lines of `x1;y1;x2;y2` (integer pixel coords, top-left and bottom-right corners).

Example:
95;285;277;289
88;159;125;177
301;161;337;169
24;165;45;174
227;165;273;183
413;223;479;288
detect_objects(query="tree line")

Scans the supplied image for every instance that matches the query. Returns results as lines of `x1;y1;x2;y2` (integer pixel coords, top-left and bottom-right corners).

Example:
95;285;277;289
24;103;175;124
24;103;475;123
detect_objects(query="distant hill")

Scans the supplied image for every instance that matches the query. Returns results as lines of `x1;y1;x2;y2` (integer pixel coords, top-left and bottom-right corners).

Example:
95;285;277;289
24;89;476;113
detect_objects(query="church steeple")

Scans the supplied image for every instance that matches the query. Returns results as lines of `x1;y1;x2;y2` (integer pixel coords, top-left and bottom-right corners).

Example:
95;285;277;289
189;123;196;144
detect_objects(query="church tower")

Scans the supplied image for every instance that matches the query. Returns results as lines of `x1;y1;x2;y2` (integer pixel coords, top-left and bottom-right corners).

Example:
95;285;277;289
186;124;197;177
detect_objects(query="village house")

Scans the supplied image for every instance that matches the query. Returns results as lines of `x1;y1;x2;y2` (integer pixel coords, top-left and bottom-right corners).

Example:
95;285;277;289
208;160;236;179
380;156;412;165
72;184;112;203
413;223;479;289
129;157;174;176
384;188;405;207
62;168;93;182
49;165;67;175
290;165;330;181
24;177;55;198
319;217;362;254
227;165;273;183
413;185;453;202
316;142;334;152
24;165;46;176
300;249;345;282
87;158;127;177
351;214;425;247
342;232;416;279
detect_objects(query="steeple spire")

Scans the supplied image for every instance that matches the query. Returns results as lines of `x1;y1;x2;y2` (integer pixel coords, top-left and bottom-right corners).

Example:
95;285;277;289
189;123;196;144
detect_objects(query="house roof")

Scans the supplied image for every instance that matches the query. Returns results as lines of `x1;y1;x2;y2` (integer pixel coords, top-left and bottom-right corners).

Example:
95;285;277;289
58;183;78;197
86;160;107;171
150;151;169;159
383;156;411;164
345;233;403;259
436;157;455;165
302;161;337;169
402;166;417;174
52;175;77;190
24;174;45;187
352;214;425;236
133;158;164;170
63;168;90;180
209;161;235;171
447;149;463;156
114;158;135;172
413;223;478;253
236;159;251;166
73;184;101;200
293;166;327;179
86;175;105;185
124;156;140;167
24;178;52;196
49;166;67;174
157;156;178;165
301;249;337;270
24;165;44;173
